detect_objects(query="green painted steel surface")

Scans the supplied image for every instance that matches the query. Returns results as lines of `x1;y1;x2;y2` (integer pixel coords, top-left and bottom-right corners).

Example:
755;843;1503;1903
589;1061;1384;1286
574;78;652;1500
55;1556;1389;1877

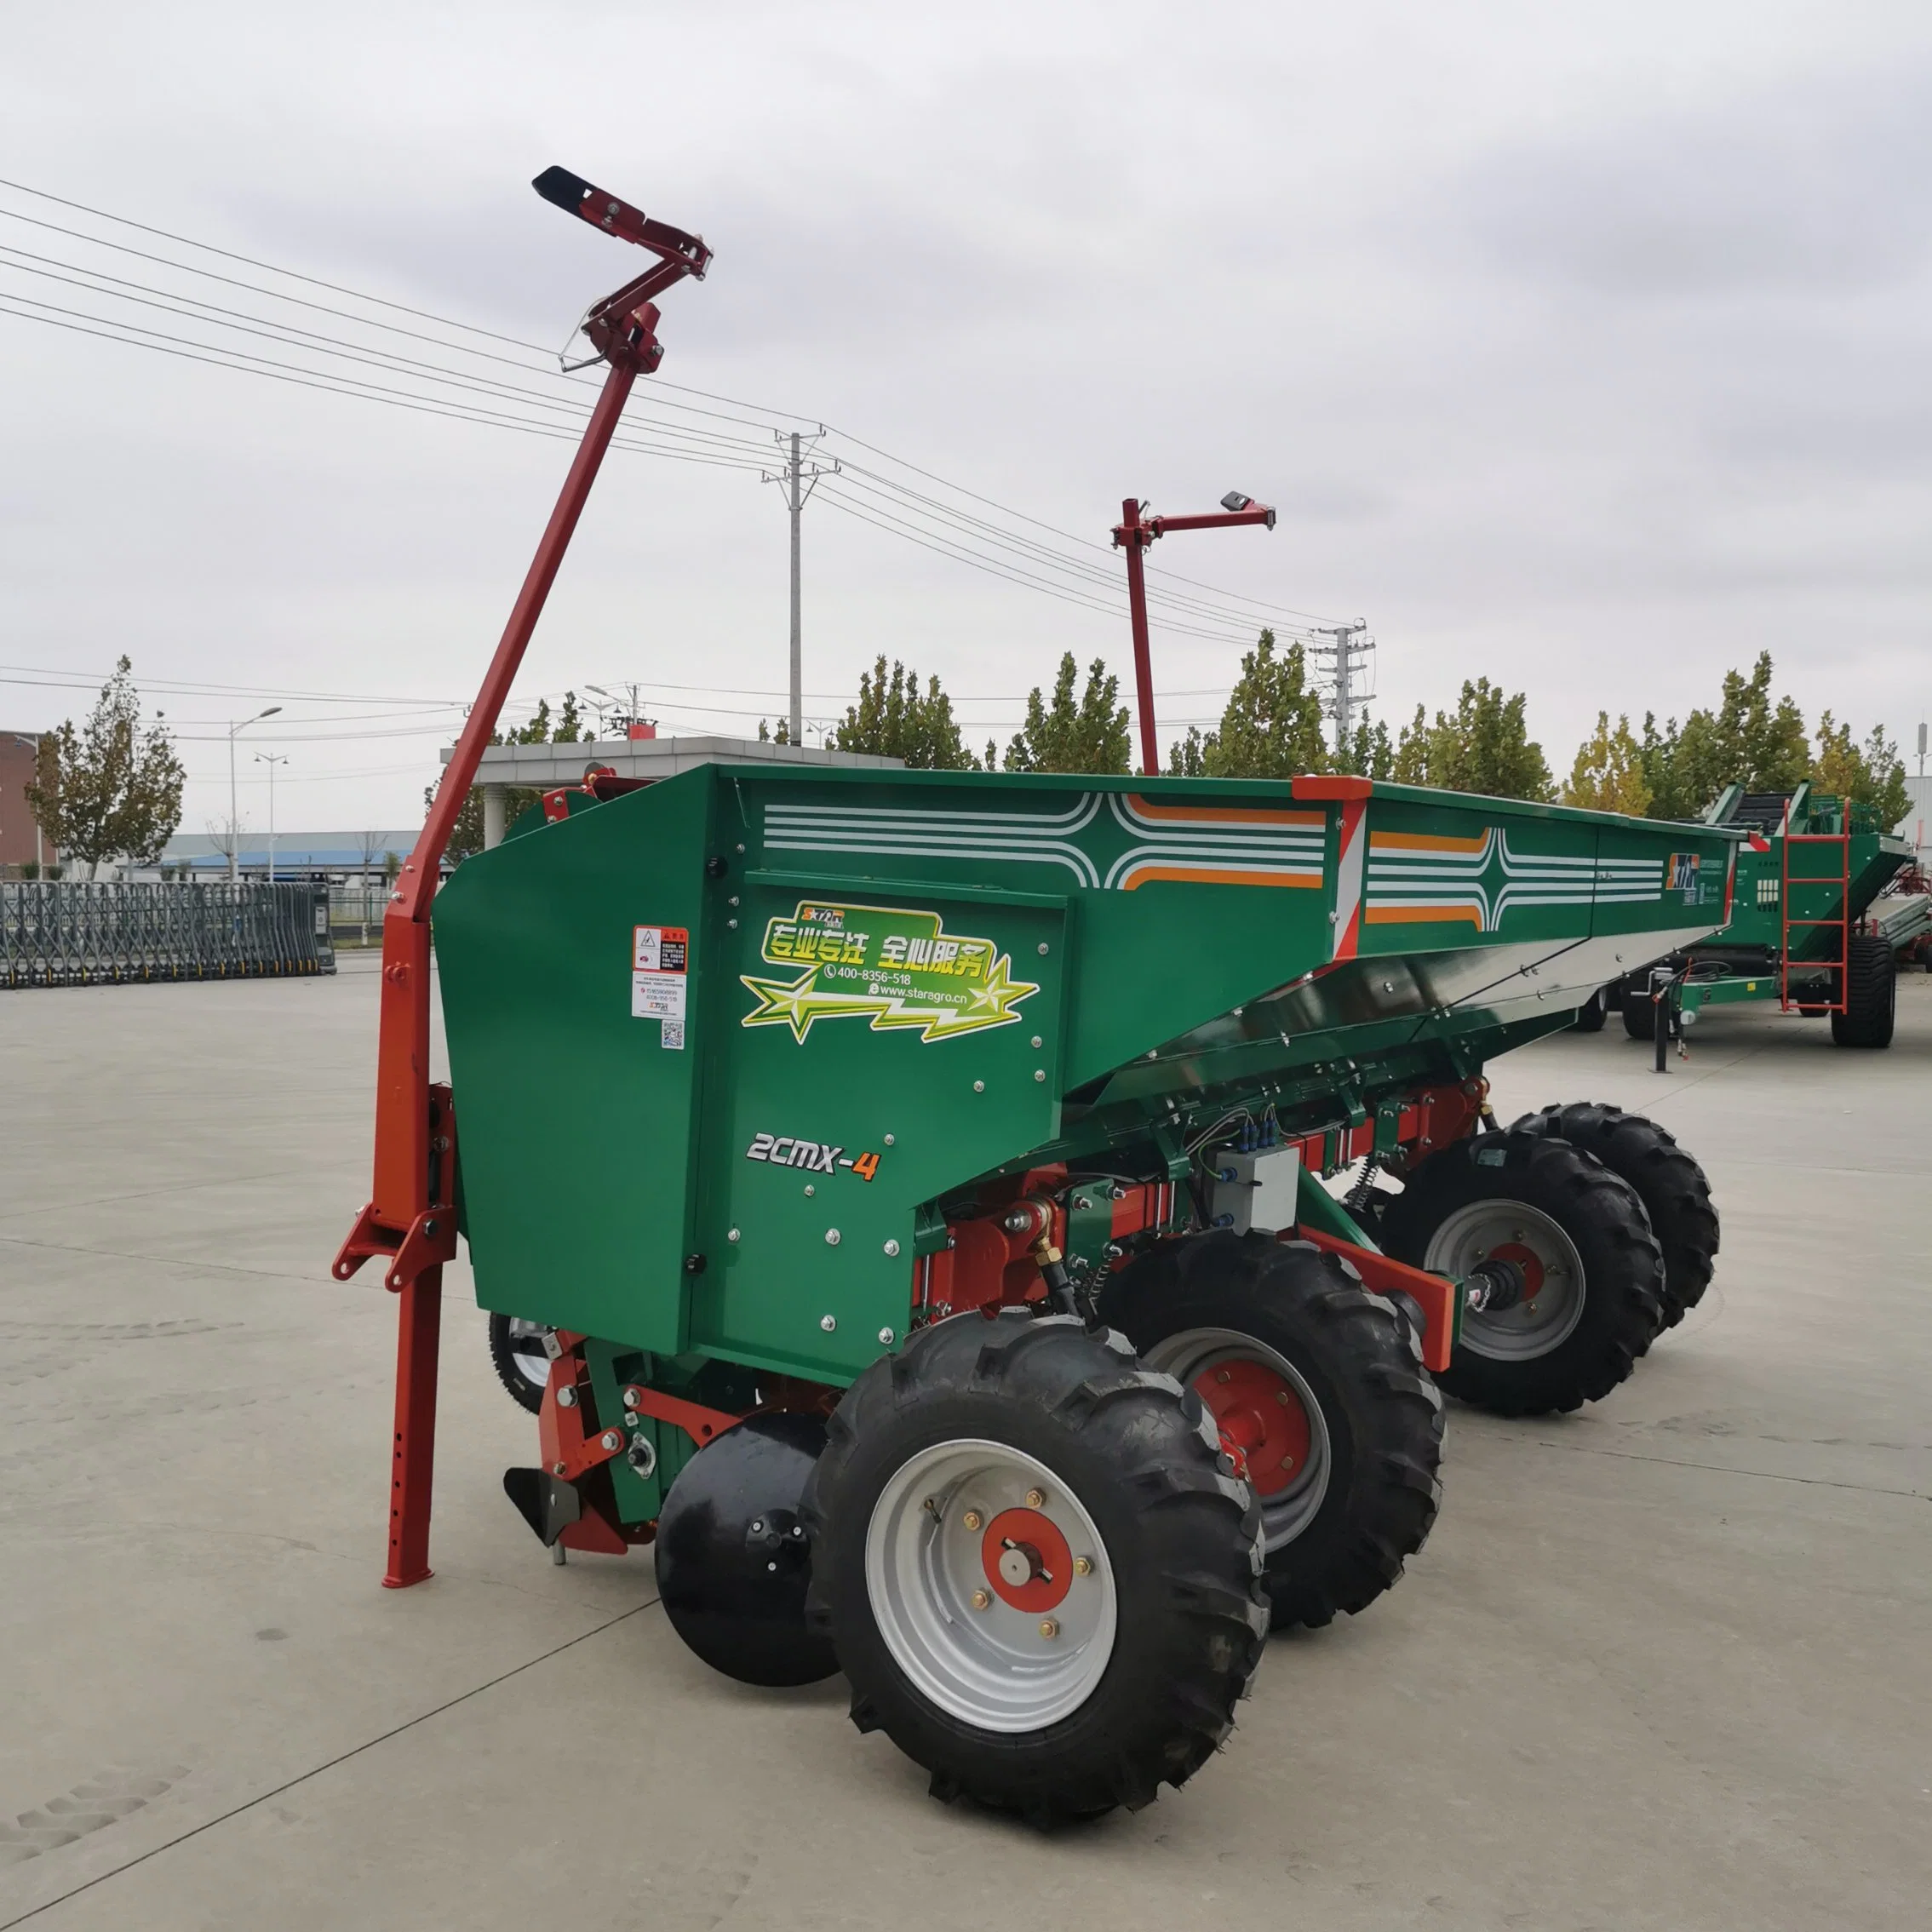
434;767;1736;1386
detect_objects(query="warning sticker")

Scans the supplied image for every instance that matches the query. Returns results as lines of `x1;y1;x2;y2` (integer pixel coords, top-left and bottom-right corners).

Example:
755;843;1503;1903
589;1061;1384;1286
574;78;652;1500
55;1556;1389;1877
632;972;688;1023
633;925;689;972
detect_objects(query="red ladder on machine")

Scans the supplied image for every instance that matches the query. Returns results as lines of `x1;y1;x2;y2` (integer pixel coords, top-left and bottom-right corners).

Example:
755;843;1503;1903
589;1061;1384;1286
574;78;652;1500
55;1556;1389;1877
1779;800;1851;1014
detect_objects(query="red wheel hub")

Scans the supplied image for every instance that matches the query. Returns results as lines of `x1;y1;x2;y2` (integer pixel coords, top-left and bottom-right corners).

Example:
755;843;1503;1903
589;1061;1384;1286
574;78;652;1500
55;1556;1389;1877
981;1507;1073;1613
1487;1241;1545;1299
1191;1356;1312;1499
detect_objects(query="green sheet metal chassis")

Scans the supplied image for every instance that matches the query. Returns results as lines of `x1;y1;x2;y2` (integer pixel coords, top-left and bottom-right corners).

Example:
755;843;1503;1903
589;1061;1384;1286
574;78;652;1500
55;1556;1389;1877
434;763;1738;1544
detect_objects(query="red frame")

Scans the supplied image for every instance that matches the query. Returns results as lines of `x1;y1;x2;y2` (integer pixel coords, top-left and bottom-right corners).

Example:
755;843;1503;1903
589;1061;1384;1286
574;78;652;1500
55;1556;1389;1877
331;173;709;1587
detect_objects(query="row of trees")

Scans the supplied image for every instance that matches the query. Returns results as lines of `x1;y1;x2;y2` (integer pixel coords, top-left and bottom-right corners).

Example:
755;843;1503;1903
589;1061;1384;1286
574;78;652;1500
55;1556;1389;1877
826;639;1912;827
16;644;1913;880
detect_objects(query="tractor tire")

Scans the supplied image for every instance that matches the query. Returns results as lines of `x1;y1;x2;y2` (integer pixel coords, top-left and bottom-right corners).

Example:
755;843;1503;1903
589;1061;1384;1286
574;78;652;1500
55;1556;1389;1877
488;1313;553;1415
1620;980;1656;1041
801;1309;1267;1823
1570;987;1608;1033
1098;1232;1443;1631
1509;1104;1720;1328
1381;1132;1665;1417
1832;937;1895;1048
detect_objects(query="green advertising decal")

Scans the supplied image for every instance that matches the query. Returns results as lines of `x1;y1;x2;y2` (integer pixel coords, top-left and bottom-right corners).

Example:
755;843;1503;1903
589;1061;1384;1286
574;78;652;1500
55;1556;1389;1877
741;899;1039;1043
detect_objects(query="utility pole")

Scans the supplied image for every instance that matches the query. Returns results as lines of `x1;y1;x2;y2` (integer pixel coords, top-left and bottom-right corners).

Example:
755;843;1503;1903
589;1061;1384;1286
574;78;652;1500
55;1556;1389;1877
227;707;280;886
255;752;289;882
1310;624;1374;759
763;428;838;744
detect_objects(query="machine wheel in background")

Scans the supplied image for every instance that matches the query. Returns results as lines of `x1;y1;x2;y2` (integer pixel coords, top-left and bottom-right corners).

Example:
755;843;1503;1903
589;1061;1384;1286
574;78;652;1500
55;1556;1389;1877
802;1309;1267;1823
1620;979;1656;1040
488;1313;554;1414
1570;987;1608;1032
1832;937;1896;1049
1509;1104;1719;1328
1098;1232;1443;1631
1382;1132;1665;1416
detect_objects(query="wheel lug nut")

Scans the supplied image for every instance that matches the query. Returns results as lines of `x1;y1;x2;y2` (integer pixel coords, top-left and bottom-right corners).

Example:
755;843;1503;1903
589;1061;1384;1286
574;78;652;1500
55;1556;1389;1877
1275;1390;1291;1406
1073;1556;1092;1577
1215;1368;1231;1385
1025;1488;1046;1509
962;1510;983;1532
1039;1618;1059;1639
971;1589;991;1611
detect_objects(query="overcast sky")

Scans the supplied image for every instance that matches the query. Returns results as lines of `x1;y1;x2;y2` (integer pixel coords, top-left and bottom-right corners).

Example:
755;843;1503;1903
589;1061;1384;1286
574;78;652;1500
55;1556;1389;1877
3;1;1929;835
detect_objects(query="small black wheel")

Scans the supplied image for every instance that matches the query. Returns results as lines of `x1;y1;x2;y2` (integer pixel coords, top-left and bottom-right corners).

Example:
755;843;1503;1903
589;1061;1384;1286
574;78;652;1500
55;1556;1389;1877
1570;987;1608;1033
488;1313;553;1415
1620;979;1656;1041
801;1310;1268;1823
1832;937;1895;1048
1382;1132;1665;1416
1510;1104;1719;1328
1098;1232;1442;1631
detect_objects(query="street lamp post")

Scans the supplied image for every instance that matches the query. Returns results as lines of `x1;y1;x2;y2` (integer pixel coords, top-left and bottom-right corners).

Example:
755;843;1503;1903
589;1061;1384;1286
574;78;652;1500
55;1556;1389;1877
227;708;281;886
255;752;290;882
1112;492;1276;777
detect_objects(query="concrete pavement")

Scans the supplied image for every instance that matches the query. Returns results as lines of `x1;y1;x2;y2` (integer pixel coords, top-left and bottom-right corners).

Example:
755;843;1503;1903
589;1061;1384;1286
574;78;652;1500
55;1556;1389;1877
1;967;1926;1930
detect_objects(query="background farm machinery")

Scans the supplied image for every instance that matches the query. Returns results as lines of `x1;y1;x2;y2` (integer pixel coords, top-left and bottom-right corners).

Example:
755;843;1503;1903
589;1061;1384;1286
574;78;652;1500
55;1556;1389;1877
1620;781;1912;1056
336;167;1740;1825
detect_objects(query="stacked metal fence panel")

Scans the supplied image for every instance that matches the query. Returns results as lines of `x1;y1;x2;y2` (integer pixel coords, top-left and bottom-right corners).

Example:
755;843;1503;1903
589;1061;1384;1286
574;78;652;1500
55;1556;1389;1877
0;882;335;988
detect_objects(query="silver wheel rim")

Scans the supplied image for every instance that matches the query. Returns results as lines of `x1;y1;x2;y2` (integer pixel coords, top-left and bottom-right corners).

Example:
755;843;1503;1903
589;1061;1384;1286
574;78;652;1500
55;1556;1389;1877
865;1439;1117;1733
1141;1327;1331;1550
505;1318;552;1391
1424;1201;1586;1360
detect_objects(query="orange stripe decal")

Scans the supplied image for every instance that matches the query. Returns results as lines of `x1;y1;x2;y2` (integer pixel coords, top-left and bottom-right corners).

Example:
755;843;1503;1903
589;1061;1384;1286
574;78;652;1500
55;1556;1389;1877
1364;903;1483;926
1368;830;1490;854
1125;795;1324;828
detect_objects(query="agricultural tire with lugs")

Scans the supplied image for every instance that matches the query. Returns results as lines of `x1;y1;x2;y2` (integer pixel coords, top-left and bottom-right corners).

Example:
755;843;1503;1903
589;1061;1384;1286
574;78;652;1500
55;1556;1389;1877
800;1309;1268;1824
1098;1232;1443;1632
1382;1132;1665;1416
1832;936;1895;1048
1509;1104;1719;1327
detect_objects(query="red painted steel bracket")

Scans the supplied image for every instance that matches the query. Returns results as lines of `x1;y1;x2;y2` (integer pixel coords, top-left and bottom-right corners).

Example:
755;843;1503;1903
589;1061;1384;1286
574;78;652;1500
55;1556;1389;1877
622;1385;746;1451
1293;1228;1458;1375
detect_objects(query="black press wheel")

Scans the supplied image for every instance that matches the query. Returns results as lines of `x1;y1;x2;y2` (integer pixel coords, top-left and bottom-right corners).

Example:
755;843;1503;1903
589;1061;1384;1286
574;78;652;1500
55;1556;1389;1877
1832;936;1895;1048
1382;1132;1665;1416
1570;987;1608;1033
1098;1231;1443;1631
800;1309;1268;1823
488;1313;554;1414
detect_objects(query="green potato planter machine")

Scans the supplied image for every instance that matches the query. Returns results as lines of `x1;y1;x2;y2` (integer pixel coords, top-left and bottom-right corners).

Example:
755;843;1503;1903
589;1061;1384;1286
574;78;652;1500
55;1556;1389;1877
335;171;1740;1824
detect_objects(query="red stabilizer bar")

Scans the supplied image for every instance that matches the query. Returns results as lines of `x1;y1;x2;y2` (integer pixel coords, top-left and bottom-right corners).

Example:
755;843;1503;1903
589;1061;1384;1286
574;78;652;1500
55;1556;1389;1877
1293;1230;1458;1374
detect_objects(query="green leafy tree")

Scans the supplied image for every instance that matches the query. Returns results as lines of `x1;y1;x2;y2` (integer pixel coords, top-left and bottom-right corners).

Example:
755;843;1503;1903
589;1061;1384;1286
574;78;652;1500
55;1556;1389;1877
1642;652;1809;817
26;656;186;874
1390;679;1553;800
1813;714;1911;827
438;691;588;862
1001;654;1131;775
1162;630;1329;780
1563;712;1653;816
831;657;975;769
1337;711;1394;780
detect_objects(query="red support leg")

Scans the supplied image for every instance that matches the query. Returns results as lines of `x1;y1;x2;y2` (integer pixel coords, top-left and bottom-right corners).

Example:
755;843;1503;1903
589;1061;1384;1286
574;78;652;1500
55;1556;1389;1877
384;1267;444;1589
